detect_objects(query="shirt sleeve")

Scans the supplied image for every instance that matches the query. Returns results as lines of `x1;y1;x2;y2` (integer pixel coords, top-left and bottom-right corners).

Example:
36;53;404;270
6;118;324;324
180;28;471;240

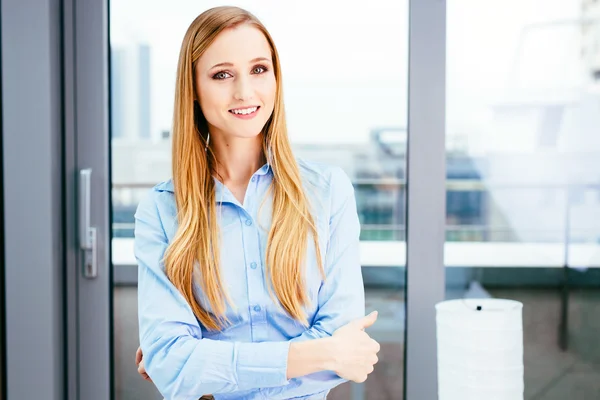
255;166;366;399
135;190;291;400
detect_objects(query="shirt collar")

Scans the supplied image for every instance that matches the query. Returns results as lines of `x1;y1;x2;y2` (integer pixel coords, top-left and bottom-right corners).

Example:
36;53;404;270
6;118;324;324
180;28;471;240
255;162;271;176
214;162;272;204
157;162;272;203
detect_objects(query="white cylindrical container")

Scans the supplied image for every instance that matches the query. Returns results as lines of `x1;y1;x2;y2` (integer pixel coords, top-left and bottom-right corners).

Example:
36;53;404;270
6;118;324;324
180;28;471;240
435;298;524;400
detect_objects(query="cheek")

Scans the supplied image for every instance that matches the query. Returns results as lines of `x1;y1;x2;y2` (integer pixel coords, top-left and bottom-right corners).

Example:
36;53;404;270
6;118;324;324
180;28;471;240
258;77;277;108
198;85;228;119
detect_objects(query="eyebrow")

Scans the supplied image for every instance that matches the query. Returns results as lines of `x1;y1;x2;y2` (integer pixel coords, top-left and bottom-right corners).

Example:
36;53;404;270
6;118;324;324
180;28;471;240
209;57;271;70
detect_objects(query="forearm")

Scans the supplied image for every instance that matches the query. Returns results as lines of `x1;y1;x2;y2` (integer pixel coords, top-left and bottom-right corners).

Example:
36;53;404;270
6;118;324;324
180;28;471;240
264;338;344;399
143;330;337;398
143;333;291;398
286;337;336;379
204;338;339;400
217;337;342;400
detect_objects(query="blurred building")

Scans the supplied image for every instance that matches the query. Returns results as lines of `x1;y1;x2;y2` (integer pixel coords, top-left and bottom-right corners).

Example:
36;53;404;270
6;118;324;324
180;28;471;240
110;43;152;141
111;126;600;245
582;0;600;81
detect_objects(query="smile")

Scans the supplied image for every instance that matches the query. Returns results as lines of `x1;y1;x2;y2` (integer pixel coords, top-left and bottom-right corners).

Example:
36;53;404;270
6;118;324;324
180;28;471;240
229;106;260;119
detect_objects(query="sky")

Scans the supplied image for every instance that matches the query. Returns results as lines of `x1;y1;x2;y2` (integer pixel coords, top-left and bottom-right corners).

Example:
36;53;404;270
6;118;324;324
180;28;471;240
109;0;587;147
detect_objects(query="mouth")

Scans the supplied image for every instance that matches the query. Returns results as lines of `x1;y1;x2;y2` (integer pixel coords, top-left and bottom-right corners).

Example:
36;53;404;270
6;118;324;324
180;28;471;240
228;106;260;118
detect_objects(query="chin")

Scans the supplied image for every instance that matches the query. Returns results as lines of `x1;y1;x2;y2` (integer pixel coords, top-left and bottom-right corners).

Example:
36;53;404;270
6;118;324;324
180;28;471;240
228;124;267;139
226;133;259;140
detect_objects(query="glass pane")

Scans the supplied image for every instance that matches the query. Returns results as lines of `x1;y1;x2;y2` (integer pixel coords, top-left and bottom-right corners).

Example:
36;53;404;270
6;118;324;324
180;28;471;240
110;1;408;399
446;0;600;398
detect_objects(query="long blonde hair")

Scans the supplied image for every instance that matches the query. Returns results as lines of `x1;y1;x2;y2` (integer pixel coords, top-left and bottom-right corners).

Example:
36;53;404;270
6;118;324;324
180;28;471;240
164;6;324;331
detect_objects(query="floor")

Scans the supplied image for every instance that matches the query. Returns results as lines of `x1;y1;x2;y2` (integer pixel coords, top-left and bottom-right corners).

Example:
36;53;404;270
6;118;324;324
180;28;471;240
113;287;600;399
494;288;600;400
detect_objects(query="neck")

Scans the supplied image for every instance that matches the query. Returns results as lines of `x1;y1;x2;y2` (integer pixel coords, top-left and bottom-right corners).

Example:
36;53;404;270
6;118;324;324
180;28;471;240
209;133;266;185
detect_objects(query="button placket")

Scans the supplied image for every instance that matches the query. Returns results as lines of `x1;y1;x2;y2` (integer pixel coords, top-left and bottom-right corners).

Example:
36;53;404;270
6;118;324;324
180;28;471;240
240;208;268;341
251;303;268;341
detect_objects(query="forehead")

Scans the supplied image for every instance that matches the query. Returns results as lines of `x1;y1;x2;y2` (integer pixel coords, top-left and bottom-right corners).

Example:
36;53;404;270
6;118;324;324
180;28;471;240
199;24;272;69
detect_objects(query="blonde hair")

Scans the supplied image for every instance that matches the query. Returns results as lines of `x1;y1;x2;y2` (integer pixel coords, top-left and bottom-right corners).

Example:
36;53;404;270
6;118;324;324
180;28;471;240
164;6;324;331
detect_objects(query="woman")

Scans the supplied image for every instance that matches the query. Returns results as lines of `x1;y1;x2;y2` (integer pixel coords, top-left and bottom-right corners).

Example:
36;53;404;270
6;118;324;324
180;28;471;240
134;6;380;400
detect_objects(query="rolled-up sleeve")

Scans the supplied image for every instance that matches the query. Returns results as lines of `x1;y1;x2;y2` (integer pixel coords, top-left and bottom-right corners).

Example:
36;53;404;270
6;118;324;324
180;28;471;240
258;167;366;399
135;191;291;399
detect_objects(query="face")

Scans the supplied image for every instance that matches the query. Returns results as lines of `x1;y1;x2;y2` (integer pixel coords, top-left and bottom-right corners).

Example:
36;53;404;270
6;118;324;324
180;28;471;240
194;24;276;140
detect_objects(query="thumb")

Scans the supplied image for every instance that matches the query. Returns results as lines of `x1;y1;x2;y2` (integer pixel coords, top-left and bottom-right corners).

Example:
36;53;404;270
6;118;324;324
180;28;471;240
354;311;378;330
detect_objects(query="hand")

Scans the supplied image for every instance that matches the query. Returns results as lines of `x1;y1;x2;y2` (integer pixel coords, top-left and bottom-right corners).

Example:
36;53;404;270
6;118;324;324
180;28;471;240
329;311;381;383
135;346;153;383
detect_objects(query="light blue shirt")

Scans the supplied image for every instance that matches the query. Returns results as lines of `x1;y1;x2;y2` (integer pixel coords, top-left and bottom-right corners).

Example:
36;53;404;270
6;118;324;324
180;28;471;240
135;158;365;400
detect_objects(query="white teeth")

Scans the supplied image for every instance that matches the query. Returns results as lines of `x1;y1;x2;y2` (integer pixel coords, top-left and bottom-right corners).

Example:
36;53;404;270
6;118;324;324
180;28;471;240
231;107;257;115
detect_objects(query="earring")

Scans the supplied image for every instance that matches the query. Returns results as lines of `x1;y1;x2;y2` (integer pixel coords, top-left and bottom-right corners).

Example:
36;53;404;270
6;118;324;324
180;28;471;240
205;133;210;152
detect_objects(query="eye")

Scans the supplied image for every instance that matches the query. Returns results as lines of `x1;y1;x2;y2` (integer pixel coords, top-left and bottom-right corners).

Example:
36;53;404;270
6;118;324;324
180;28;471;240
213;71;232;80
252;65;268;74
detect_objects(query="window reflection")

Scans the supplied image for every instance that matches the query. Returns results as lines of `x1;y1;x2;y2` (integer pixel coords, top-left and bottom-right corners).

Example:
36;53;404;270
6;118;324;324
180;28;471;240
446;0;600;398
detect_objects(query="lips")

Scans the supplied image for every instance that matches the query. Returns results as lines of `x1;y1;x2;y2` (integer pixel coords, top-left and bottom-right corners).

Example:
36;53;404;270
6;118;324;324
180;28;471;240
228;106;261;120
228;106;260;115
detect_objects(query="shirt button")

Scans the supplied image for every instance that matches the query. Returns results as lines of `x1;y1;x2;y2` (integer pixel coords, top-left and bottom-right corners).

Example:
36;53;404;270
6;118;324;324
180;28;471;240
251;176;256;182
254;305;261;312
250;262;257;269
245;219;253;226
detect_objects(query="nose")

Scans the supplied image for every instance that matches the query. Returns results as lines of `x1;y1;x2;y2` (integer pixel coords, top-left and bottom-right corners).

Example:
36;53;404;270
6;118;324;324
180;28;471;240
233;75;253;101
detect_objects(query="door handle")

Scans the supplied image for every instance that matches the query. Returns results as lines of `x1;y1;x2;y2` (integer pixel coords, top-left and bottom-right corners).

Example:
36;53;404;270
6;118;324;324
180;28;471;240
79;168;98;279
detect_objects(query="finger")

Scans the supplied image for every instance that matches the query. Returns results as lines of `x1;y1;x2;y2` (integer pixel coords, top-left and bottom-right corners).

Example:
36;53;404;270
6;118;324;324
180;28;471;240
355;311;378;330
143;370;153;383
135;346;143;364
138;362;147;376
347;311;377;329
371;339;381;353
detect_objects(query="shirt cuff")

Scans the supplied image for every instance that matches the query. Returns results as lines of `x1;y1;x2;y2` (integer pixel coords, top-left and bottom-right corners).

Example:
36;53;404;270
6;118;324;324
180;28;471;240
235;341;291;390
